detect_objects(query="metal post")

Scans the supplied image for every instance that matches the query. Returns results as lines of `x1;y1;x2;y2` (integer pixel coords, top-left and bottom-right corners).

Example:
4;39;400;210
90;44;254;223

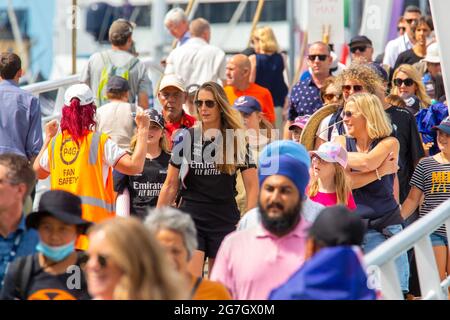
287;0;296;84
71;0;77;75
151;0;167;65
349;0;362;38
248;0;265;47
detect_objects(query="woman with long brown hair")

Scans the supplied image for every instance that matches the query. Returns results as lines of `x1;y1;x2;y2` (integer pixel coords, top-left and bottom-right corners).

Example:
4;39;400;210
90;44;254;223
157;82;259;277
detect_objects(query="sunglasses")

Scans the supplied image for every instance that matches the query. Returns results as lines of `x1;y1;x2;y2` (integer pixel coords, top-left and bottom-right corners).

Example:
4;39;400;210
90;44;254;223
350;45;369;53
311;154;325;164
397;26;406;32
81;253;109;268
341;110;359;118
406;18;418;25
323;93;342;102
308;54;328;62
342;85;364;93
194;100;216;108
393;78;415;87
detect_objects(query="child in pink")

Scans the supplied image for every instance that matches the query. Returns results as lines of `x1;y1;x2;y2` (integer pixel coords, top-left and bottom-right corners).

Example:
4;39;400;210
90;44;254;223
308;142;357;210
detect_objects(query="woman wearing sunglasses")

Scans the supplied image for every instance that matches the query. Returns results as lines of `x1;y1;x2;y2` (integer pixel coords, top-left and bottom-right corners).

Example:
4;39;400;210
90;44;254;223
335;93;410;295
0;190;91;300
391;64;432;109
85;217;186;300
157;82;259;277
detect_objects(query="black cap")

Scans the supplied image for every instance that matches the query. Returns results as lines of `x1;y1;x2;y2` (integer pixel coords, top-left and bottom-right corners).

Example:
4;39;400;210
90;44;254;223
309;206;365;247
402;94;421;114
106;76;130;92
148;109;165;129
26;190;92;234
349;35;372;48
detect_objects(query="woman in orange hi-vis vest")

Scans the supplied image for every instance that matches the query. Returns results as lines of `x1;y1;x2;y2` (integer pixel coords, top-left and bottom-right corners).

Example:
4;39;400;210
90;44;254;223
33;83;150;250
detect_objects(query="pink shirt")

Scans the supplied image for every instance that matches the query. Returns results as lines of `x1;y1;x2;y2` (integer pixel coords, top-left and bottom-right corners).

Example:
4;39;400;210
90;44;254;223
309;191;357;210
210;217;309;300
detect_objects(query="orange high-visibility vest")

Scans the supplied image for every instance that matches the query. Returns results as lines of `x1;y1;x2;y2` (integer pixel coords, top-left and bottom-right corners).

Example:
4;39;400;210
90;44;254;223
48;131;116;249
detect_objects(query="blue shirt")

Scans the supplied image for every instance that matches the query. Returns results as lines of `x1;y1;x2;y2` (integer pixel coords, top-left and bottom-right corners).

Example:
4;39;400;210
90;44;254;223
0;80;43;159
0;215;39;289
288;77;323;120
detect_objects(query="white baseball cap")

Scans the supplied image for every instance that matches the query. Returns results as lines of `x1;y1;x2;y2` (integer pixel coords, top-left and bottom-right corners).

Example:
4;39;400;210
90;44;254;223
64;83;95;106
423;43;440;64
159;74;186;92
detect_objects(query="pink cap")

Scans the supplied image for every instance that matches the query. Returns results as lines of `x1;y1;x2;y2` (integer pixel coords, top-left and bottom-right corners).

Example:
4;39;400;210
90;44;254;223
289;115;310;130
311;142;348;168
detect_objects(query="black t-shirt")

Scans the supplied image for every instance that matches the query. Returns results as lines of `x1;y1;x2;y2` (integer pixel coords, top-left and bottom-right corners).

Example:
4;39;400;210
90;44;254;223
385;105;425;203
170;128;256;204
391;49;422;81
0;253;90;300
114;152;170;220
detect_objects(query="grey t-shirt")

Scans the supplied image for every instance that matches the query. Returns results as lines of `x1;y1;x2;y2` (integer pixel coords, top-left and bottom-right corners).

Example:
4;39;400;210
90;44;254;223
80;49;152;106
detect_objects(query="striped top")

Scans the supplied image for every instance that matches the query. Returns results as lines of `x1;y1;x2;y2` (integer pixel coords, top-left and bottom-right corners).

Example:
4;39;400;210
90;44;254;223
409;156;450;236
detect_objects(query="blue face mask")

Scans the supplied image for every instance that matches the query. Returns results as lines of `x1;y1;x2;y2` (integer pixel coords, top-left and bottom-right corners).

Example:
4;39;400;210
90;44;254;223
36;240;75;262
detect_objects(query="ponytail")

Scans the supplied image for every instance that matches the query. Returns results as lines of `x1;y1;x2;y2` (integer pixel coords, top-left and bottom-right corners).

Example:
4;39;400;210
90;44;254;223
60;99;96;145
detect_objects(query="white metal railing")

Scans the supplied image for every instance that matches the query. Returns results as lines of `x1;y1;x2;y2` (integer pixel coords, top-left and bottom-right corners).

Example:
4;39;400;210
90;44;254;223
364;199;450;300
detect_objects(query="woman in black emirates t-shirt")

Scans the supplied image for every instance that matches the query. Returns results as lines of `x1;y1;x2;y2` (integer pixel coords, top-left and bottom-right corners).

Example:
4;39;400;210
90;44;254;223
157;82;259;277
114;109;170;220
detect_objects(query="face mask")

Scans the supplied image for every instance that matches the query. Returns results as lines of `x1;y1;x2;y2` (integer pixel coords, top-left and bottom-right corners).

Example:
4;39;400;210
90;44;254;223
36;240;75;262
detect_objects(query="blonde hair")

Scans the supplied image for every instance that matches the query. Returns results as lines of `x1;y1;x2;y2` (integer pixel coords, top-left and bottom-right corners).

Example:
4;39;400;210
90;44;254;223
391;64;432;107
88;218;187;300
308;164;351;205
345;93;393;139
129;125;168;154
195;82;247;175
253;26;279;54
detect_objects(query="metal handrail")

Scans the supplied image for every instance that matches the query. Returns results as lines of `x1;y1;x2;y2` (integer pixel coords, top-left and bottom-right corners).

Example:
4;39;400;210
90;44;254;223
364;199;450;300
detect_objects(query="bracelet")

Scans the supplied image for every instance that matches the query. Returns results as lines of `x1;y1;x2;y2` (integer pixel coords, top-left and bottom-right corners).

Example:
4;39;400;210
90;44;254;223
375;168;382;180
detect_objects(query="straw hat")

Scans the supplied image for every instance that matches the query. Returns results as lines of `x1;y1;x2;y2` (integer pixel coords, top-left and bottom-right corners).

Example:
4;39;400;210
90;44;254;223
300;104;340;151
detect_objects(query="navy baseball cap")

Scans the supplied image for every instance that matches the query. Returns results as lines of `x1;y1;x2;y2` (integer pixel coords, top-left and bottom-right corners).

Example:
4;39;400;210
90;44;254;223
348;35;372;48
368;62;388;82
107;76;130;92
433;116;450;135
148;109;165;129
233;96;262;114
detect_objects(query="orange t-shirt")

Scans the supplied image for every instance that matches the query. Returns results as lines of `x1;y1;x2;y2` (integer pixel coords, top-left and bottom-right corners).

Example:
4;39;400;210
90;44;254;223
191;276;232;300
225;83;276;124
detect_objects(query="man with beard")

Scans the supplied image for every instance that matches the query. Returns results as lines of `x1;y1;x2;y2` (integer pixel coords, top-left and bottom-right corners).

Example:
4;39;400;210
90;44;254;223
210;142;310;300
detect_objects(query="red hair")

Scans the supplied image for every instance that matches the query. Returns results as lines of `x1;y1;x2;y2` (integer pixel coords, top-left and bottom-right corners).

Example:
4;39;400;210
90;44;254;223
60;98;96;144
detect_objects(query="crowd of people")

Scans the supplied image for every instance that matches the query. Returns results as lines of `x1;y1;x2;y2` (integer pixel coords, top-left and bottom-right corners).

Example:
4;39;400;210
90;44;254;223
0;4;448;300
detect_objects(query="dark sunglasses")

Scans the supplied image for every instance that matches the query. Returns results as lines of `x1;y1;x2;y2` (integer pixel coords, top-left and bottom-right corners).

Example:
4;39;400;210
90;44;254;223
342;85;364;93
80;253;109;268
393;78;415;87
311;154;324;163
194;100;216;108
341;110;359;118
406;18;418;25
323;93;342;101
350;45;369;53
308;54;328;62
397;26;406;32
